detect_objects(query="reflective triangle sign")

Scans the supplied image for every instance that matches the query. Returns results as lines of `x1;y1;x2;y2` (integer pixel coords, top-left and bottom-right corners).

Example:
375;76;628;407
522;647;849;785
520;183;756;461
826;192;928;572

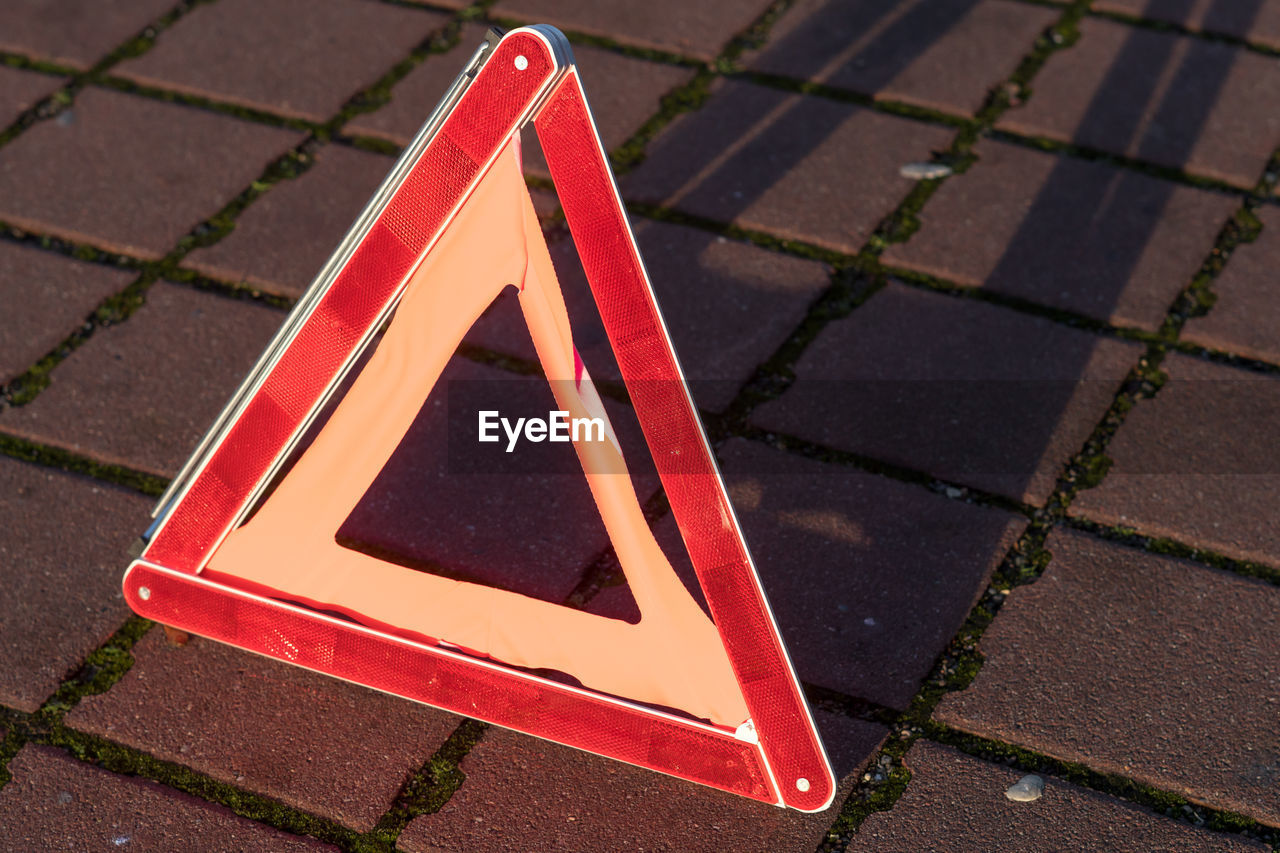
124;25;834;810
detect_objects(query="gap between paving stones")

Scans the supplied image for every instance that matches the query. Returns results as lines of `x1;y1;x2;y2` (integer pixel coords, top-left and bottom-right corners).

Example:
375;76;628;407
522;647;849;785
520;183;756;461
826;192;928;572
1083;4;1280;60
0;433;167;498
1063;516;1280;588
736;425;1037;518
986;127;1269;196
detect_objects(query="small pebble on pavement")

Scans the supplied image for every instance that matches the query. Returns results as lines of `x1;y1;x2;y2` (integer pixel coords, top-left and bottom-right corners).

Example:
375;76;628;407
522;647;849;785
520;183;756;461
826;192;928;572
899;162;953;180
1005;774;1045;802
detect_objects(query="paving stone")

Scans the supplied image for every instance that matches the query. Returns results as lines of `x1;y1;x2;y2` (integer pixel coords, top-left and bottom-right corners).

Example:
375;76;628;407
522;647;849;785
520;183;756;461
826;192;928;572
67;630;460;832
491;0;773;59
996;18;1280;188
882;140;1236;330
1;283;285;477
745;0;1058;117
1095;0;1280;51
0;0;176;70
1183;205;1280;365
0;66;62;129
0;745;336;851
0;244;134;383
0;458;150;712
349;28;693;178
623;80;955;254
115;0;450;122
397;721;865;853
856;741;1269;852
0;89;302;258
184;146;395;297
590;439;1024;709
467;219;831;412
1069;353;1280;568
935;527;1280;827
752;283;1142;505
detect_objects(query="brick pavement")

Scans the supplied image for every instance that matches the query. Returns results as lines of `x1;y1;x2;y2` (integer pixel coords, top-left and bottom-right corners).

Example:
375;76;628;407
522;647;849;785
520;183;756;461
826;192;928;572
1;1;1278;851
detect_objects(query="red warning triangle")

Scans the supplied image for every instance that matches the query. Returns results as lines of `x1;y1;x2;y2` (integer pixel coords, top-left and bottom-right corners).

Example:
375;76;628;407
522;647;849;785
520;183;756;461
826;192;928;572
124;26;834;810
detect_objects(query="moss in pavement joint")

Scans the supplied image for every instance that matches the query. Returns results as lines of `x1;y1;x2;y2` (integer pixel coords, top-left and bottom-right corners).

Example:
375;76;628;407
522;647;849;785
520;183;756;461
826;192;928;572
337;132;404;158
33;616;154;724
0;52;78;76
986;129;1251;197
1064;517;1280;588
818;766;912;850
0;221;145;271
0;718;29;791
881;264;1163;345
164;270;297;312
1084;6;1280;60
1051;349;1168;513
740;425;1036;518
1;270;147;407
716;0;796;71
40;726;368;850
90;75;318;134
728;69;970;129
0;87;74;149
1170;341;1280;376
1159;204;1262;336
366;718;489;848
625;199;852;267
0;431;170;498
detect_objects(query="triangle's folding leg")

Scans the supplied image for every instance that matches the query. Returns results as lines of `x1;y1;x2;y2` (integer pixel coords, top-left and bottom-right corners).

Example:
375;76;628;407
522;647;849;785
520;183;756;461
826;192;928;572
123;26;834;811
533;70;834;812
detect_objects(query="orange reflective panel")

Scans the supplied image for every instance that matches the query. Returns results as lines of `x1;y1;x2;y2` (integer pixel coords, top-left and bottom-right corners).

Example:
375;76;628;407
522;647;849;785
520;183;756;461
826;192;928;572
203;138;750;728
